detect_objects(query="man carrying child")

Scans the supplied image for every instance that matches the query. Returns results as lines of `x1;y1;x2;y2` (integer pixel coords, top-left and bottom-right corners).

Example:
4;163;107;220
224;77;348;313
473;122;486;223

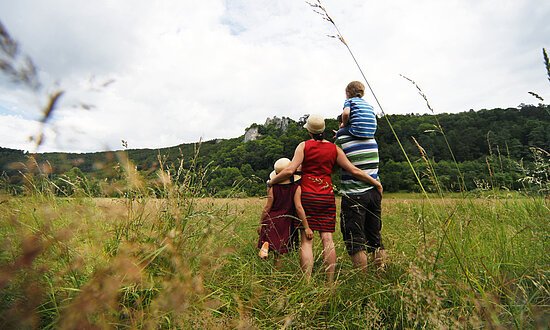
335;81;387;271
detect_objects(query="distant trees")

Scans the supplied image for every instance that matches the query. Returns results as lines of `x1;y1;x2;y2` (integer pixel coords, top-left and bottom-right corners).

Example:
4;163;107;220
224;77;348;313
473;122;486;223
1;105;548;196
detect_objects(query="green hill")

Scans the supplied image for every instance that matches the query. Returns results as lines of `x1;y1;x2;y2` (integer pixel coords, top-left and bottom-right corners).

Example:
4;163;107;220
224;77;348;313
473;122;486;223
1;105;549;196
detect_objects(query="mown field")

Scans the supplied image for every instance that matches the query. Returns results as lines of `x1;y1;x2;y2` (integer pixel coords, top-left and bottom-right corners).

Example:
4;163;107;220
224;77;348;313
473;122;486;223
0;192;548;329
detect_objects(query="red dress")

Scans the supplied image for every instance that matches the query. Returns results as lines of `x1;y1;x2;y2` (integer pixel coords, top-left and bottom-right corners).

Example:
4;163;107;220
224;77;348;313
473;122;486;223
299;140;337;232
258;183;299;254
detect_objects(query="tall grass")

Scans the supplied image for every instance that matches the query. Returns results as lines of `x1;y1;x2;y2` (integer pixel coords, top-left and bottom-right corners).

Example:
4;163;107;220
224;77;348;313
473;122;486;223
1;148;237;328
1;153;549;328
1;11;549;329
400;74;467;194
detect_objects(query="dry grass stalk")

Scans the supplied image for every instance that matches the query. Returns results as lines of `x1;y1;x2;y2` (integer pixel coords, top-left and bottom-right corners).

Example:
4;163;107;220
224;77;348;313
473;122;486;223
412;136;442;196
401;74;467;193
0;20;40;90
544;48;550;84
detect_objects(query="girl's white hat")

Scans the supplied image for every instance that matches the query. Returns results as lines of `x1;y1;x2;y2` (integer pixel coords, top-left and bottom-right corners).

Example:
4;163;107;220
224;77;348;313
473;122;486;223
269;158;301;184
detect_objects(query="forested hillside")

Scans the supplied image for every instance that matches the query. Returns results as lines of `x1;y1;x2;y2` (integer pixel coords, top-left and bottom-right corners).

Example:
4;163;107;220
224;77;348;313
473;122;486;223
1;104;549;196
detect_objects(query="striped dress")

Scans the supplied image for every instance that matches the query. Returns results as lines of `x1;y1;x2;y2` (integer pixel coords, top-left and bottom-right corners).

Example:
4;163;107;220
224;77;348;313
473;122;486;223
335;131;379;195
298;140;338;232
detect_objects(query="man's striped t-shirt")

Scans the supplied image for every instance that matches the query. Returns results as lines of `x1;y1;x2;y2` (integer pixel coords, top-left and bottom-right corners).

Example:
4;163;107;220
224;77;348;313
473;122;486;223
335;132;379;195
343;97;377;138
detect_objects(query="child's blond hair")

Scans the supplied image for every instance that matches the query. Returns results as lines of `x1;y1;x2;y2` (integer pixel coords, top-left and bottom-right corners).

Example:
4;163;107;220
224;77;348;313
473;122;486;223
345;81;365;98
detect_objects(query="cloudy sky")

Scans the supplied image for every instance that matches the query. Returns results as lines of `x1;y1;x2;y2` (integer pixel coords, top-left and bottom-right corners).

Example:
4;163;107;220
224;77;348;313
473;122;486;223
0;0;548;153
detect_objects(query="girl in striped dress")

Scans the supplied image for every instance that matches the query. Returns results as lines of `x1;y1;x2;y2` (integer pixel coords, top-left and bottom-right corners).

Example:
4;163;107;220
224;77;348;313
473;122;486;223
268;114;382;282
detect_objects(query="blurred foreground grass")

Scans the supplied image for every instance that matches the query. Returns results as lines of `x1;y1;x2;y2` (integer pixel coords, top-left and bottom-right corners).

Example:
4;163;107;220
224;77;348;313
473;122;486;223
0;193;548;329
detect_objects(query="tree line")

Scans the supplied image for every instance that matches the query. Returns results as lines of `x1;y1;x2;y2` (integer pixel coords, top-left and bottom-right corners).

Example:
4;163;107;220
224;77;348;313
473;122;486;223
1;104;549;197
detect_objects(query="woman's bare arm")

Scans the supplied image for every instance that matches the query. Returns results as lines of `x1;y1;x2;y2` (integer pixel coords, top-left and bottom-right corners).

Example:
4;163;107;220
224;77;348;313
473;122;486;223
269;142;305;185
294;186;313;239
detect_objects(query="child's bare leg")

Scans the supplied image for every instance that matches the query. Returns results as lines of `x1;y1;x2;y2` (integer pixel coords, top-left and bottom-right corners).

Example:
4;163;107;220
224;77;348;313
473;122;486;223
320;232;336;283
300;230;314;281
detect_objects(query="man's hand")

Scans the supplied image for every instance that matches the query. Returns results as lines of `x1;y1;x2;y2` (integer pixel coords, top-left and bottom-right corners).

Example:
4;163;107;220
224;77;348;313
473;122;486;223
375;182;383;196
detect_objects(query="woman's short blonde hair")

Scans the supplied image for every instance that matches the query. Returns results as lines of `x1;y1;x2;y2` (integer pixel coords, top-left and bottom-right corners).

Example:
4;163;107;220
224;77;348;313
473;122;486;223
346;81;365;98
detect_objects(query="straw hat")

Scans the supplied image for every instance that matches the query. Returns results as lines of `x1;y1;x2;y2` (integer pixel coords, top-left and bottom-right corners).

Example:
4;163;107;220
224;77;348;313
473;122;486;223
303;114;325;134
269;158;301;184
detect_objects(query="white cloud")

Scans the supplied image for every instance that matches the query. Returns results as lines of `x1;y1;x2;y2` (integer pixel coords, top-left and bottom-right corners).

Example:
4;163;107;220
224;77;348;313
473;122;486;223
0;114;45;151
0;0;548;152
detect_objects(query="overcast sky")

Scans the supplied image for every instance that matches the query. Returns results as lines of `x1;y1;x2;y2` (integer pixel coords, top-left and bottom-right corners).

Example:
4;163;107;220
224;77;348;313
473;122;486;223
0;0;549;153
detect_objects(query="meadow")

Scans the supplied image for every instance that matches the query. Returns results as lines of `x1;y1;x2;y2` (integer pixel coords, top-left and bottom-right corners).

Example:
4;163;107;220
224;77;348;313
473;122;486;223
1;190;548;329
1;3;549;328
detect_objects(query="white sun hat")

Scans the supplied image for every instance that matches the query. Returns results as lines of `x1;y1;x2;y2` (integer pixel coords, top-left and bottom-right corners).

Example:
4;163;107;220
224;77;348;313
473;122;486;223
269;158;301;184
303;114;325;134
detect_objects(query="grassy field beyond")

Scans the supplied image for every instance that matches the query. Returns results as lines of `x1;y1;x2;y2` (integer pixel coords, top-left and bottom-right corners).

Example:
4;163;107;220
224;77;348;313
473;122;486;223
0;193;548;328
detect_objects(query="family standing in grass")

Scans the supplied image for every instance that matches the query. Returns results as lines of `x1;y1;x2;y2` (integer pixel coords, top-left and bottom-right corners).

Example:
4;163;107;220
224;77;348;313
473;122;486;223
257;81;386;282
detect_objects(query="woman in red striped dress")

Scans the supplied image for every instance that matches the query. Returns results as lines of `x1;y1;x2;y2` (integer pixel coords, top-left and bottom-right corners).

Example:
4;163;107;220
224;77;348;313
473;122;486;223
268;114;382;282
